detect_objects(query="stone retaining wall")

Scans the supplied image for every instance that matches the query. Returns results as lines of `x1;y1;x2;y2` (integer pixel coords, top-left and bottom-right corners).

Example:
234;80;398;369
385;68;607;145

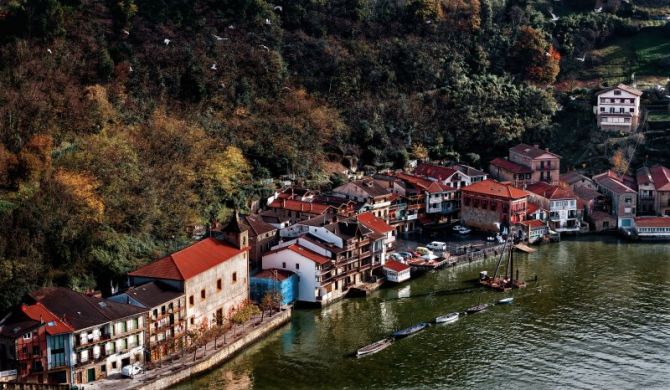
131;309;291;390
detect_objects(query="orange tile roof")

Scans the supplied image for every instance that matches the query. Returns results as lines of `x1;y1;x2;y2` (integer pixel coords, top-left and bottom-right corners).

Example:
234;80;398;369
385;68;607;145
383;260;411;272
356;212;394;234
510;143;560;159
526;182;576;200
268;199;332;214
490;158;531;174
268;244;331;265
462;179;529;200
414;163;458;181
395;172;452;193
22;303;73;335
634;217;670;228
519;219;547;229
650;165;670;191
129;238;245;281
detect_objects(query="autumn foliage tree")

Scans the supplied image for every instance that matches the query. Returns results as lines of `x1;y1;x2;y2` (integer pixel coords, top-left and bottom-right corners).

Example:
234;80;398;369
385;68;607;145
508;26;561;84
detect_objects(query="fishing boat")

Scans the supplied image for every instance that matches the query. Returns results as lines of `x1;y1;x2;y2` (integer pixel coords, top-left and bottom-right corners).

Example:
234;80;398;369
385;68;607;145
356;338;393;358
465;303;489;314
392;322;430;338
497;297;514;304
434;312;459;324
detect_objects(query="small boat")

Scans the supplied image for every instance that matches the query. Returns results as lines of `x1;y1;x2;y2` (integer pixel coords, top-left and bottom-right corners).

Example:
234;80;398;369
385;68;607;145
392;322;430;338
457;227;472;235
356;338;393;358
497;297;514;304
465;303;489;314
434;312;459;324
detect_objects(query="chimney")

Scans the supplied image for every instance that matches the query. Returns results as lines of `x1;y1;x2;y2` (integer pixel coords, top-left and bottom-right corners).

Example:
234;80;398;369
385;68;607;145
545;148;550;152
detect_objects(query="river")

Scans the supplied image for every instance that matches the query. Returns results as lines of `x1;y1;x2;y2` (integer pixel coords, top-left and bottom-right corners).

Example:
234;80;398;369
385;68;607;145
174;237;670;389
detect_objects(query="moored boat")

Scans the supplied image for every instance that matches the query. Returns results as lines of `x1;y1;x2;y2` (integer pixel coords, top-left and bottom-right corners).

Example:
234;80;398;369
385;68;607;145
434;312;459;324
392;322;430;338
497;297;514;304
356;338;394;358
465;303;489;314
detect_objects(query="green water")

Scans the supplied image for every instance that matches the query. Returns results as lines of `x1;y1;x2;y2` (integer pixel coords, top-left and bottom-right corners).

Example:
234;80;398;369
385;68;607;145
174;237;670;389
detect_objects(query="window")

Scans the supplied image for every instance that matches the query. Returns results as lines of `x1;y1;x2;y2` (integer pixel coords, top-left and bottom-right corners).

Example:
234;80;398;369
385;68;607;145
619;108;624;113
614;90;621;95
153;309;158;318
630;108;634;113
201;289;206;300
296;263;300;270
600;107;605;112
32;345;40;356
189;295;194;306
190;318;194;325
232;272;238;283
112;361;117;369
282;262;286;268
22;332;32;340
610;107;615;113
133;318;139;330
101;364;106;373
217;279;222;291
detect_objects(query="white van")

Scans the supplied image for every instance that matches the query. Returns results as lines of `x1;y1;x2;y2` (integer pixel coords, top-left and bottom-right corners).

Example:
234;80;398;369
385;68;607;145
426;241;447;252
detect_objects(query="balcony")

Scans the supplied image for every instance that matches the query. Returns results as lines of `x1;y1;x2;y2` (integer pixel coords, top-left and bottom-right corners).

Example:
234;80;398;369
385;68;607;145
74;333;112;349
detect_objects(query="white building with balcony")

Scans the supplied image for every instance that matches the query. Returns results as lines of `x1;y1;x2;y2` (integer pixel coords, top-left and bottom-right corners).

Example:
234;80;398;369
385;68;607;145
526;182;582;233
594;84;642;133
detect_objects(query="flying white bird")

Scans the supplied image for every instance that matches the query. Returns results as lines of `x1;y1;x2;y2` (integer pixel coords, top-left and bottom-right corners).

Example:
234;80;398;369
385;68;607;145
569;96;577;101
273;5;283;11
220;82;226;88
265;18;272;25
545;51;551;57
122;29;130;35
575;55;586;62
47;48;53;54
210;63;217;71
550;12;559;21
556;104;564;111
665;95;670;99
228;24;235;29
259;44;270;51
129;65;133;72
594;6;603;13
426;20;432;24
163;38;171;45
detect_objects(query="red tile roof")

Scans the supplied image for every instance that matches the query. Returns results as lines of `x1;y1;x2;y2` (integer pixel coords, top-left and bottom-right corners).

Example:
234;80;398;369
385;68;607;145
268;199;332;214
383;260;411;273
526;182;576;200
510;144;560;159
414;163;458;181
356;212;394;234
490;158;531;174
527;203;540;214
519;219;547;229
395;172;452;193
129;238;245;281
634;217;670;228
266;244;331;265
650;165;670;191
22;303;73;335
462;179;529;200
593;171;636;194
596;83;642;96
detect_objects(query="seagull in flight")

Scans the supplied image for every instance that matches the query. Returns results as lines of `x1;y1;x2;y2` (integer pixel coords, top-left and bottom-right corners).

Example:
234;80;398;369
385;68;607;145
228;25;235;30
212;34;228;41
210;63;217;71
550;12;559;21
594;6;603;13
129;65;133;72
273;5;283;11
556;104;564;111
47;48;53;54
575;55;586;62
163;38;171;45
569;96;577;101
122;29;130;36
265;18;272;25
259;44;270;52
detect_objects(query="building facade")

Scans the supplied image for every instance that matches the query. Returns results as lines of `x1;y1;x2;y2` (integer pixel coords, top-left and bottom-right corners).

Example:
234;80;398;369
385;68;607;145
595;84;642;132
460;180;530;232
526;182;582;233
593;171;638;229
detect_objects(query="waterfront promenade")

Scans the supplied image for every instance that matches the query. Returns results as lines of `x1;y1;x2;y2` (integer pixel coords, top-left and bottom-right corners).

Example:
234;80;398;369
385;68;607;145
91;309;291;390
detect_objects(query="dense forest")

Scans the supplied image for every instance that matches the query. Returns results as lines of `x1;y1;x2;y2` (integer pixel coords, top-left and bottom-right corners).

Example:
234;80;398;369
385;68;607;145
0;0;665;311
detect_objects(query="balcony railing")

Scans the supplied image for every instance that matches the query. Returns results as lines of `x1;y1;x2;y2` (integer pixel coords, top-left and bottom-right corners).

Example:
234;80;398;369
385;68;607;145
75;333;112;349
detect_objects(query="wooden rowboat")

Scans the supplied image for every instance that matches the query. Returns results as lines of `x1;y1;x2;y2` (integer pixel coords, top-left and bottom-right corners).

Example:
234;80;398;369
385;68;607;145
465;303;489;314
356;338;393;357
435;312;459;324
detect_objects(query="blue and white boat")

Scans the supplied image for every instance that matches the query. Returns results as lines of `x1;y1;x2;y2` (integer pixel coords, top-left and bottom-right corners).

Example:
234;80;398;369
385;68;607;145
434;312;459;324
392;322;430;338
497;297;514;305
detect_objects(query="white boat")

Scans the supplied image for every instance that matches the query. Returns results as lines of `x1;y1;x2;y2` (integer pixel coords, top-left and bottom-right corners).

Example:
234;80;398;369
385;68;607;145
434;312;459;324
356;338;393;357
497;297;514;305
457;227;471;235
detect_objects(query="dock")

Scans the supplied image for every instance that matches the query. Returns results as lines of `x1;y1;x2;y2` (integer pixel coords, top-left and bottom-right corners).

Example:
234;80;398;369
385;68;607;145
514;243;536;253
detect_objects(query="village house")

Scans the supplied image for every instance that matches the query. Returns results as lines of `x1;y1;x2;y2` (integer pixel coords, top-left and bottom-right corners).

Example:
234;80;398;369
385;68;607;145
560;171;597;192
414;162;488;188
518;219;549;244
526;182;582;234
249;269;299;307
128;225;249;330
237;214;279;273
108;282;186;363
266;198;335;225
635;165;670;217
631;217;670;240
489;144;561;187
266;219;385;306
356;211;396;253
382;260;411;283
594;84;642;132
28;287;147;385
394;172;459;219
371;175;419;234
0;303;73;385
593;171;638;229
332;179;393;221
451;164;489;184
460;180;530;232
258;209;291;229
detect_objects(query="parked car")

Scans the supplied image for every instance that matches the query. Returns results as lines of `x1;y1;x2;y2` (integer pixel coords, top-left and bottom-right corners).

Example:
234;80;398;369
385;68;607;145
122;363;142;378
426;241;447;252
389;253;405;261
415;247;434;257
398;252;413;260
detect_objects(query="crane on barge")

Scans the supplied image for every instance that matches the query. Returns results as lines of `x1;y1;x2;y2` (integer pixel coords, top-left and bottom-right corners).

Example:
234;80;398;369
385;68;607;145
479;235;526;291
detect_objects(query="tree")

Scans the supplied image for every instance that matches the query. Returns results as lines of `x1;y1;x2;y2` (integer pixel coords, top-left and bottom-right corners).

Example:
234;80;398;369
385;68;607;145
508;26;560;84
260;290;282;322
611;149;629;176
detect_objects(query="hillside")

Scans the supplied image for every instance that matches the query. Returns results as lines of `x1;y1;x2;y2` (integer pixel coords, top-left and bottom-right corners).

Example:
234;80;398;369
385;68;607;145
0;0;669;311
